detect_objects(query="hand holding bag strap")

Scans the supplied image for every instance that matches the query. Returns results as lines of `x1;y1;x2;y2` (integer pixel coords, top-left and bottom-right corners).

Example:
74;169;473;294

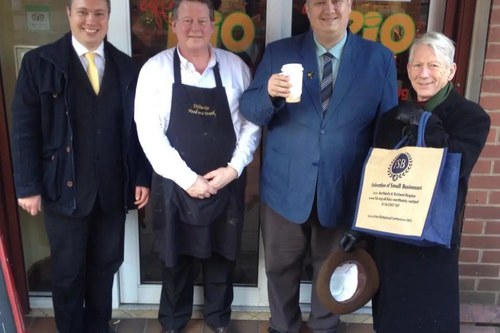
416;111;433;147
394;111;432;149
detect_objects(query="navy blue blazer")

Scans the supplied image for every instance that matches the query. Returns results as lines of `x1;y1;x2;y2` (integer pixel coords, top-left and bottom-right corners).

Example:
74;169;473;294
240;30;398;228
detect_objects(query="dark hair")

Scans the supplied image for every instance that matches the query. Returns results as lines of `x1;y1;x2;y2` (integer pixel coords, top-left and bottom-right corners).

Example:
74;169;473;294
211;0;221;10
66;0;111;14
172;0;215;21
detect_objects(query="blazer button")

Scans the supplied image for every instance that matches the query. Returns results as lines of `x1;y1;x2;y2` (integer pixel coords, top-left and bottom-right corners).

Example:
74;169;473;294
320;130;326;135
67;181;73;187
51;154;55;160
53;94;57;98
66;146;71;152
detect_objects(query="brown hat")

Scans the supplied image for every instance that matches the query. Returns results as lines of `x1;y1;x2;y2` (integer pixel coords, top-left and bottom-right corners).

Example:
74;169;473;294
316;249;379;315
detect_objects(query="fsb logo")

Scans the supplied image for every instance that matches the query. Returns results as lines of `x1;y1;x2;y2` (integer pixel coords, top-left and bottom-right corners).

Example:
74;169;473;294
388;152;413;181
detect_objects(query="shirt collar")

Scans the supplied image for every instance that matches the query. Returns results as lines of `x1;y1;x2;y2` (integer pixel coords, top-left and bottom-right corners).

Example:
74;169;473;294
72;35;105;59
176;45;217;72
314;30;348;60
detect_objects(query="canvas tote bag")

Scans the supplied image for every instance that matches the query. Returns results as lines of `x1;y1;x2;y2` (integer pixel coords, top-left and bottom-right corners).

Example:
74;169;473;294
352;112;461;248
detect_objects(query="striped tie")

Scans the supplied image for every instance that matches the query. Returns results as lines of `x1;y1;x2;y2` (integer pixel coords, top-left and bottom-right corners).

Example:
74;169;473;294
321;52;334;113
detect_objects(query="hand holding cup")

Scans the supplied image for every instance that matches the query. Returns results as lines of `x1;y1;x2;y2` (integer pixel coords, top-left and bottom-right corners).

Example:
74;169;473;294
268;74;292;99
267;63;304;103
281;63;304;103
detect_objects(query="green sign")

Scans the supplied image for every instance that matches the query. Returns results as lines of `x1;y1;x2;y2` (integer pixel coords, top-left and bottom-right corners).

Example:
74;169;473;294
25;5;52;32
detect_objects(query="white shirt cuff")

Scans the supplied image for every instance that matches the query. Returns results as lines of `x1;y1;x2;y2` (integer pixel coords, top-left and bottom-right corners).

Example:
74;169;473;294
176;170;198;191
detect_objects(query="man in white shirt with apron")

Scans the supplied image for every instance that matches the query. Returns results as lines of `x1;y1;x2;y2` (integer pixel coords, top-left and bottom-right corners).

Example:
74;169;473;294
134;1;261;332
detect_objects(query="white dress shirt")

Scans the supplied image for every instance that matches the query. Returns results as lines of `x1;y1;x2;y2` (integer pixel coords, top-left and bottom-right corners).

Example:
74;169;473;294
72;36;105;85
134;46;262;191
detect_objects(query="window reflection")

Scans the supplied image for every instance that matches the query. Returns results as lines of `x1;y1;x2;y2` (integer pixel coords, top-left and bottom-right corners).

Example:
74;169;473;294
292;0;432;282
132;0;265;286
291;0;431;105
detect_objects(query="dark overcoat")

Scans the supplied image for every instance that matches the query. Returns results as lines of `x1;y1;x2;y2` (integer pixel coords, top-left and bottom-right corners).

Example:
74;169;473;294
10;33;152;214
371;88;490;333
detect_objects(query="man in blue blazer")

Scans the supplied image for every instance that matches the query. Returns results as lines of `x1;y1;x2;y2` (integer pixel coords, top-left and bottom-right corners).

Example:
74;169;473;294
239;1;398;332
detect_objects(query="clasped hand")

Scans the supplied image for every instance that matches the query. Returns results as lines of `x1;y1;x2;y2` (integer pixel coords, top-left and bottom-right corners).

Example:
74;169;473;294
186;166;238;200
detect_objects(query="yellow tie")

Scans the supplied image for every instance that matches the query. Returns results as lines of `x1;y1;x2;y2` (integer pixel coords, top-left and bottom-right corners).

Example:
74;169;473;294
84;52;100;94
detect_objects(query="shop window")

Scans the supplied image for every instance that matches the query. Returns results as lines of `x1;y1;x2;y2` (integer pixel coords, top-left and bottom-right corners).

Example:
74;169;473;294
292;0;431;105
292;0;432;282
130;0;266;286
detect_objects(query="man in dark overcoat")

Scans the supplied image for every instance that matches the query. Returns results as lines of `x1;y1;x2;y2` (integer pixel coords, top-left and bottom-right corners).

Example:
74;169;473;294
10;0;152;332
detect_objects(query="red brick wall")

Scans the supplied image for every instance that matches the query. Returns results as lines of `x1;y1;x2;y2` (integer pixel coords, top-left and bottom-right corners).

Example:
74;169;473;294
459;0;500;305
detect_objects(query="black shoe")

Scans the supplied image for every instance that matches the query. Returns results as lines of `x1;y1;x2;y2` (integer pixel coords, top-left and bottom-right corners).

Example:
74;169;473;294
268;329;284;333
161;330;178;333
215;328;233;333
207;325;235;333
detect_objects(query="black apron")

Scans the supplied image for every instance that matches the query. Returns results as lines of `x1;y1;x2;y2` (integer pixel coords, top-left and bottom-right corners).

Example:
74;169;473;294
152;49;246;268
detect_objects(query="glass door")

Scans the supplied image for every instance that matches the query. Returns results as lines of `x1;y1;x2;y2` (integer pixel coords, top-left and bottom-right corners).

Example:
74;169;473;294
0;0;68;302
0;0;132;309
118;0;277;307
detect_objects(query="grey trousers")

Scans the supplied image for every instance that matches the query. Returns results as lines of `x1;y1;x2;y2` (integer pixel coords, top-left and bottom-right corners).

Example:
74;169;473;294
262;204;344;333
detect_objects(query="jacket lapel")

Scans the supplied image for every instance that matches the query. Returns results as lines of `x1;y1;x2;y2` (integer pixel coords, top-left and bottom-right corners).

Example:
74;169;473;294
299;31;323;119
323;30;360;124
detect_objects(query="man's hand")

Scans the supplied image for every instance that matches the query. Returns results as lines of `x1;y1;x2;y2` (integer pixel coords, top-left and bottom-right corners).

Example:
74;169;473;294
134;186;150;209
268;74;292;98
187;175;218;199
204;166;238;191
339;229;364;253
18;195;42;216
395;103;424;127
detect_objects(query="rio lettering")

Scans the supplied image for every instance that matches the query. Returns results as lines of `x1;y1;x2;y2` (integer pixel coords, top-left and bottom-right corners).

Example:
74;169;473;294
137;6;416;57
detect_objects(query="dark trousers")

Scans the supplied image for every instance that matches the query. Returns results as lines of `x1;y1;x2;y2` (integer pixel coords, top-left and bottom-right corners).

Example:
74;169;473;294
43;201;126;333
262;204;344;333
159;253;235;331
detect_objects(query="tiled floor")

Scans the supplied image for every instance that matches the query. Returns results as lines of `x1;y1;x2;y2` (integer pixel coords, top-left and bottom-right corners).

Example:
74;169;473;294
23;317;374;333
24;317;500;332
25;304;500;333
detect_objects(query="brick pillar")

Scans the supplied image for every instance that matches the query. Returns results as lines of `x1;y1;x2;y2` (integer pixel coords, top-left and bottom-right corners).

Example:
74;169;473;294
459;0;500;305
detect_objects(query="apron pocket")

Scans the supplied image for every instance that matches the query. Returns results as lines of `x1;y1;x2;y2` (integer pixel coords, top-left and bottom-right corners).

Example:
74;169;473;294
174;187;230;227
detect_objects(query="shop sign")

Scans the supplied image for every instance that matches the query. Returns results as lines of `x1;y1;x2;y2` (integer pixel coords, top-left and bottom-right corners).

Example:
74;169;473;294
139;1;417;55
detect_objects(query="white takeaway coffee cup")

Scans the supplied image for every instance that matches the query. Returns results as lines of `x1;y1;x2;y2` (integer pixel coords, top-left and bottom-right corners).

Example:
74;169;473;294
280;63;304;103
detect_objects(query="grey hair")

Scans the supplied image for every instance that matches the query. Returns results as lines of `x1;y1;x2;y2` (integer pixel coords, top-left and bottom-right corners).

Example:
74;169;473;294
409;32;456;68
172;0;215;21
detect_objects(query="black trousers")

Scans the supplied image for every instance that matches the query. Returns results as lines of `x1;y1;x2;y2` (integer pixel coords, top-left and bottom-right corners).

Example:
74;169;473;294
262;204;344;333
43;200;126;333
159;253;235;331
